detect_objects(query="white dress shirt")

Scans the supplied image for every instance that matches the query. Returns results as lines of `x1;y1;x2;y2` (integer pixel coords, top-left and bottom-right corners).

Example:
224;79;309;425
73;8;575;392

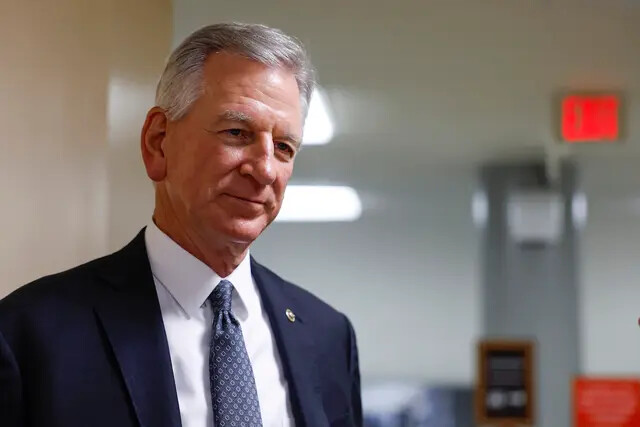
145;222;294;427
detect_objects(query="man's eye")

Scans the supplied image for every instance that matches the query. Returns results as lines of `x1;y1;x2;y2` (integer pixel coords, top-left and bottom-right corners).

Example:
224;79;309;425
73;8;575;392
275;142;294;156
224;129;245;137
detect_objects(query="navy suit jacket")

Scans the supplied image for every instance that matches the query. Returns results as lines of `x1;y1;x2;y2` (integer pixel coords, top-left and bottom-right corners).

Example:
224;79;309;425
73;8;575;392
0;230;362;426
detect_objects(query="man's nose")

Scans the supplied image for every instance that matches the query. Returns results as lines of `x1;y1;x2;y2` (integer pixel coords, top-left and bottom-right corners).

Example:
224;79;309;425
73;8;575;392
240;133;277;186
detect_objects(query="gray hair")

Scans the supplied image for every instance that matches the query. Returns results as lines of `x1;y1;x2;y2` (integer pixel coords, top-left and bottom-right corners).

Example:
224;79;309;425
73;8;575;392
156;22;316;121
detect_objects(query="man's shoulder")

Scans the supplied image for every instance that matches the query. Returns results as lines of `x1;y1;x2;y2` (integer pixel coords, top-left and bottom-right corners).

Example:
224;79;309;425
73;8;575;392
252;261;357;376
251;260;349;326
0;230;146;321
0;252;116;323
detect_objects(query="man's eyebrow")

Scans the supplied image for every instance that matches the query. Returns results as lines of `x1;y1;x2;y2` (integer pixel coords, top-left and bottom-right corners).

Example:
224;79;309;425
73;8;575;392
216;109;302;148
217;110;254;124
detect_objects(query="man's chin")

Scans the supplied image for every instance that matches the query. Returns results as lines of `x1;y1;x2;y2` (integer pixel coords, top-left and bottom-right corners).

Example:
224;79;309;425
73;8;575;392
218;217;270;244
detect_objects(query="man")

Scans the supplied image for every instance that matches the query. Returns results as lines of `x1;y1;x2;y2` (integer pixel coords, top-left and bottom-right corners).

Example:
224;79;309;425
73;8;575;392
0;23;361;427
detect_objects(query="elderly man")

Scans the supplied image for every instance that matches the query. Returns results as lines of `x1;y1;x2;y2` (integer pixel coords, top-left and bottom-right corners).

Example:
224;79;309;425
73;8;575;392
0;23;361;427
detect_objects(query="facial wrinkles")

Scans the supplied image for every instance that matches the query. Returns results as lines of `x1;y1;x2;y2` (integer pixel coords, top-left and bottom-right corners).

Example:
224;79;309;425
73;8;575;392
222;71;300;131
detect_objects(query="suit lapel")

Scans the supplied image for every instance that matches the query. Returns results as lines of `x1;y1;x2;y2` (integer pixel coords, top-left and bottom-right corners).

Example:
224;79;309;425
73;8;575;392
94;230;181;427
251;259;329;427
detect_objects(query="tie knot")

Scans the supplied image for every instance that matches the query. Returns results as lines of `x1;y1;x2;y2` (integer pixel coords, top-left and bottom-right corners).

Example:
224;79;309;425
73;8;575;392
209;280;234;314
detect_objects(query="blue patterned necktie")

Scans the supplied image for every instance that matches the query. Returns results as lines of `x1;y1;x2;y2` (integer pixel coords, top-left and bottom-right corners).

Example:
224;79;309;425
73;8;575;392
208;280;263;427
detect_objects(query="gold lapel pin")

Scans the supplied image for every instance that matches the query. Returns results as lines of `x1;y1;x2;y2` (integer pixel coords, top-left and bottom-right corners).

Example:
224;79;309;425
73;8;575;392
286;308;296;323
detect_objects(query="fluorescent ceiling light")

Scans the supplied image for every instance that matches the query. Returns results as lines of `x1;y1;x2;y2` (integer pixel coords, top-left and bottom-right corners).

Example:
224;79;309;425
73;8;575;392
572;192;588;228
276;185;362;222
302;87;334;145
472;190;488;227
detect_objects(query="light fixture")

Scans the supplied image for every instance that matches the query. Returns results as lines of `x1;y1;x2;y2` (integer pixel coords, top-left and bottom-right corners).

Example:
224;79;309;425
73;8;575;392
472;190;489;227
275;185;362;222
572;192;588;229
302;87;334;145
507;191;564;245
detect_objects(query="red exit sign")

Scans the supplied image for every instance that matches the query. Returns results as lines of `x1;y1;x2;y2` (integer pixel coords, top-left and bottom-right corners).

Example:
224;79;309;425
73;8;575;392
561;95;620;143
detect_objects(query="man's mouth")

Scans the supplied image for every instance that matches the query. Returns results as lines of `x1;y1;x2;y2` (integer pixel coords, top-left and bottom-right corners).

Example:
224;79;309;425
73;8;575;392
225;194;265;205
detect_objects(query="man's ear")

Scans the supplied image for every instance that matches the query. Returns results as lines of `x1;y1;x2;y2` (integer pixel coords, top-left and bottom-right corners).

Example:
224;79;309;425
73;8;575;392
141;107;169;182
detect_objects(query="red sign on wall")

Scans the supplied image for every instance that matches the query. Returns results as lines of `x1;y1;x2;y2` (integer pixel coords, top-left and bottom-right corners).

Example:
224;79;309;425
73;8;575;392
574;377;640;427
561;95;620;143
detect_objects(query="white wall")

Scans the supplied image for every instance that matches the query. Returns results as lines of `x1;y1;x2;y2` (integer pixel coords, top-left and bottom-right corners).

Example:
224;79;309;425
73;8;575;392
580;160;640;375
254;169;481;384
171;0;640;383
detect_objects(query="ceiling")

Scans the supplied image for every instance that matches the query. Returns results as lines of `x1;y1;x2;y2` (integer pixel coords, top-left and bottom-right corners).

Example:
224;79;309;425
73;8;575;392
174;0;640;206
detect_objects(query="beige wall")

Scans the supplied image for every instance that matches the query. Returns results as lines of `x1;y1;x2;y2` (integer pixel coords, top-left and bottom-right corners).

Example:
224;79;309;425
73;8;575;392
0;0;171;296
108;1;172;251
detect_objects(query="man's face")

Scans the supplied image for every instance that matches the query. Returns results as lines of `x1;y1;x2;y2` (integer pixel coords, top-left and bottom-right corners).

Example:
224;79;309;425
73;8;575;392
153;52;303;244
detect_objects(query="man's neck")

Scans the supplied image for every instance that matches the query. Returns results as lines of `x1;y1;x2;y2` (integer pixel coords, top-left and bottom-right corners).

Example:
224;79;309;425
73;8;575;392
152;212;249;278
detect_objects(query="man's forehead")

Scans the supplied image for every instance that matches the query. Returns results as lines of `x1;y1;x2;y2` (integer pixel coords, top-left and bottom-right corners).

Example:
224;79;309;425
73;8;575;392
198;54;303;130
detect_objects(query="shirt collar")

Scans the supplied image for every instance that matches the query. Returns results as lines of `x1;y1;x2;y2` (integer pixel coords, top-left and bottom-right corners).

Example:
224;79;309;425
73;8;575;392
144;221;253;318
